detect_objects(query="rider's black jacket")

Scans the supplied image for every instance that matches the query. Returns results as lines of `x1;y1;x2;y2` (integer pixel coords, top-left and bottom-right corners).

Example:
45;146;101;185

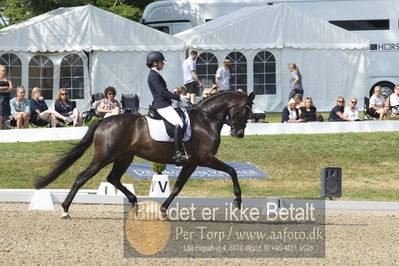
148;69;180;109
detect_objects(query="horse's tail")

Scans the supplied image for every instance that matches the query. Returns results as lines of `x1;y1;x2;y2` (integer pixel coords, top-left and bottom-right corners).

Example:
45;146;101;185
34;120;103;189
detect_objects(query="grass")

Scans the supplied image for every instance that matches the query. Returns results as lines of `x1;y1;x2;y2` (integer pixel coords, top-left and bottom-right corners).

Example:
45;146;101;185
1;132;398;201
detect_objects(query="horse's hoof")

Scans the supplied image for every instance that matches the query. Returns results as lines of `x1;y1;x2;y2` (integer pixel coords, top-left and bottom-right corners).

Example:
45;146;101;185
233;199;242;210
61;212;71;219
160;207;168;220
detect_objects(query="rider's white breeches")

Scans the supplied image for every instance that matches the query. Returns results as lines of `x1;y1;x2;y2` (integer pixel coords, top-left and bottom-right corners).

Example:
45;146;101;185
157;106;183;128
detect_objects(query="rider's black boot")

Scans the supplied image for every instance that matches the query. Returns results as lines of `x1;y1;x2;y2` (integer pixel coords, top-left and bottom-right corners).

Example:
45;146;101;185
173;125;191;164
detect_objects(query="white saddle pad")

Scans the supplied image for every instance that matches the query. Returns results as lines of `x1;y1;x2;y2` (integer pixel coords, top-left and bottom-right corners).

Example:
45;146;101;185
145;108;192;142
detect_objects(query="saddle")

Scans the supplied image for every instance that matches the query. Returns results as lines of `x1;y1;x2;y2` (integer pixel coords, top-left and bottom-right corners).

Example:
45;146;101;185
148;105;188;139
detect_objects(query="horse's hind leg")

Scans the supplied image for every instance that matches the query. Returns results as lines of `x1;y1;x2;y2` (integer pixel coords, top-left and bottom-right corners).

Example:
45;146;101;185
161;164;197;212
106;153;137;207
61;160;105;218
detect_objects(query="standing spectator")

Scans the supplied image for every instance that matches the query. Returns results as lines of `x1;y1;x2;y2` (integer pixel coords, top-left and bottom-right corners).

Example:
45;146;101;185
54;88;83;126
0;65;13;129
288;63;304;100
97;86;121;118
10;87;30;128
281;98;304;123
369;86;388;120
215;59;231;91
344;97;360;121
388;84;399;115
30;87;71;127
182;50;202;104
299;97;319;122
328;96;353;121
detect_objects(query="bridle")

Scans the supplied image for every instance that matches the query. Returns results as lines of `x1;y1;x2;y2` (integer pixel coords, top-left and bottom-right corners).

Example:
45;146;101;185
226;102;253;130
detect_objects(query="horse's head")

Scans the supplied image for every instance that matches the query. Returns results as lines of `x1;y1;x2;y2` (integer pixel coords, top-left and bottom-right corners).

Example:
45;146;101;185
226;92;255;138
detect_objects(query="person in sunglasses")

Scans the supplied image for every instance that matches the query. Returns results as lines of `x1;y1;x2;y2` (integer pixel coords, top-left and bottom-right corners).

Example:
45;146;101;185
328;96;354;121
97;86;121;118
344;97;360;121
54;88;83;126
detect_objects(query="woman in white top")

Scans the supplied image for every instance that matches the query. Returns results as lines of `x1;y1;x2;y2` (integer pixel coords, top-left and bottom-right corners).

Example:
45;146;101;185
369;86;388;120
344;97;360;121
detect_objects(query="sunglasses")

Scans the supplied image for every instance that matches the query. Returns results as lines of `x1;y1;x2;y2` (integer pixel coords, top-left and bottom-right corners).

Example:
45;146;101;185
351;101;357;104
337;100;344;103
108;92;115;95
61;93;67;96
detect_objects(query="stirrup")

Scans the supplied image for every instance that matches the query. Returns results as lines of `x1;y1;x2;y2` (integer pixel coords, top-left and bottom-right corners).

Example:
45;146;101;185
173;151;191;163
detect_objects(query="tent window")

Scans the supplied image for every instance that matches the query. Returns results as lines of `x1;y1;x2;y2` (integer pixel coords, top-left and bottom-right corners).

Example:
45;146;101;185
0;53;22;96
60;54;84;99
196;52;218;95
29;55;54;99
253;51;276;95
226;52;247;91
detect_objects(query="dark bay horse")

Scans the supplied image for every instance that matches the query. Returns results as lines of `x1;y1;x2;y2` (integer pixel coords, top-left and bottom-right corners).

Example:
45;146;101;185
35;91;255;218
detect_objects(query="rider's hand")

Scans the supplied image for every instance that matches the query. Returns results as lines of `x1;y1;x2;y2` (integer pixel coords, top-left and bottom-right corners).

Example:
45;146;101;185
180;95;190;103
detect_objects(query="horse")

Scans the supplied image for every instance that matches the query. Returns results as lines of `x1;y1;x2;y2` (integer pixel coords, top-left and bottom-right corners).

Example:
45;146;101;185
35;91;255;218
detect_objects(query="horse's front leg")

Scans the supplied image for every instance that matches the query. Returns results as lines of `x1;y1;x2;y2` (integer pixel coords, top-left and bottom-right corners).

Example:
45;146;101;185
161;164;197;213
204;157;241;209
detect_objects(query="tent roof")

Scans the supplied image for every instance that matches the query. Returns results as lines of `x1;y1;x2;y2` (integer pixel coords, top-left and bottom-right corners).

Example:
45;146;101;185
0;5;184;52
175;4;369;50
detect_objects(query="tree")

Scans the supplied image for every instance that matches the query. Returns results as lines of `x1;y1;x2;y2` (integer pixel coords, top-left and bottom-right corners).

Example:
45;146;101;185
0;0;158;28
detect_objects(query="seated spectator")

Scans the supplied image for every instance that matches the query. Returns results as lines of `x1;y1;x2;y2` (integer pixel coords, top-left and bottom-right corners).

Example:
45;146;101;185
328;96;353;121
210;86;218;95
248;107;266;123
54;88;83;126
97;86;121;118
344;97;360;121
236;88;246;94
299;97;319;122
202;88;211;99
369;86;388;120
281;98;304;123
388;84;399;115
30;87;71;128
179;86;187;96
10;87;30;128
0;65;12;130
293;93;304;109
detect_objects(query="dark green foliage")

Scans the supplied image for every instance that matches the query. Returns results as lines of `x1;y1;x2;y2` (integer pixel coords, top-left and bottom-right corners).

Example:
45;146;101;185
152;162;166;175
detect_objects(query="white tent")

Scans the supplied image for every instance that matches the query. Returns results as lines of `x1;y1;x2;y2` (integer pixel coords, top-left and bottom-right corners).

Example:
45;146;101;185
0;5;186;110
176;4;370;112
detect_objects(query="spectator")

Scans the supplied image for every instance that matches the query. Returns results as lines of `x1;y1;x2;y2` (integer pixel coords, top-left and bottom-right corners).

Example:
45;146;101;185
182;50;202;104
97;86;121;118
210;86;218;95
10;87;30;128
248;107;266;123
293;93;304;109
388;84;399;115
0;65;13;130
179;86;187;96
236;88;246;94
54;88;83;126
299;97;319;122
215;59;231;91
328;96;353;121
344;97;360;121
288;63;304;100
202;88;211;99
30;87;70;128
369;86;388;120
282;98;304;123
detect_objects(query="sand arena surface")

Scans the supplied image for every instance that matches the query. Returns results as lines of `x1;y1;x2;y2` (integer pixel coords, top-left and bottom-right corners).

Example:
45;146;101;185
0;203;398;265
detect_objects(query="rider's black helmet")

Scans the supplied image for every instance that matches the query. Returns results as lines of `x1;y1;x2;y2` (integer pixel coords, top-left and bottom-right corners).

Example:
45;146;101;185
146;51;166;67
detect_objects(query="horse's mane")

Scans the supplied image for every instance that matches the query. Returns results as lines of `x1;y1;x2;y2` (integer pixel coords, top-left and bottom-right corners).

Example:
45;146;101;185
197;91;246;108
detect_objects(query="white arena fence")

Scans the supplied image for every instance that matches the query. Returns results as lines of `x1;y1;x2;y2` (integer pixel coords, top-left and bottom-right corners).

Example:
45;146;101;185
1;120;399;143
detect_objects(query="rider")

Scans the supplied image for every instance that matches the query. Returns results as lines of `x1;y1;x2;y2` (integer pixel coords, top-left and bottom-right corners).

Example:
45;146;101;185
146;51;191;164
